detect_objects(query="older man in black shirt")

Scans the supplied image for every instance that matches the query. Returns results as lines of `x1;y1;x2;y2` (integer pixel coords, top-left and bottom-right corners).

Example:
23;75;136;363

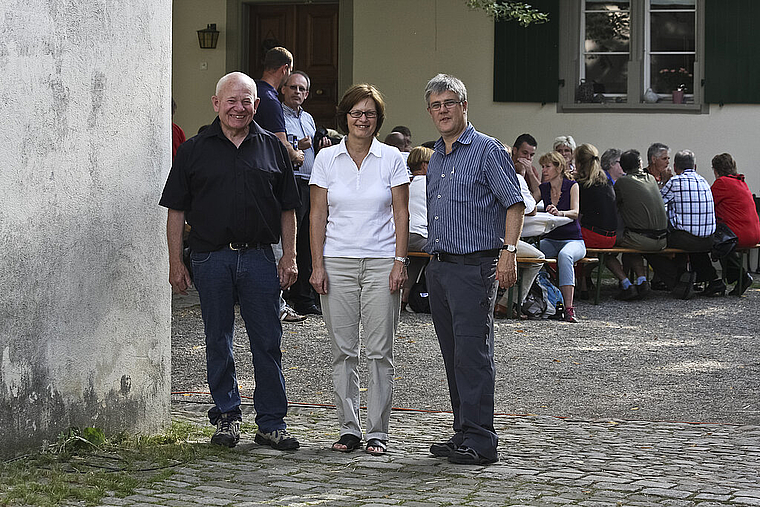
160;72;301;450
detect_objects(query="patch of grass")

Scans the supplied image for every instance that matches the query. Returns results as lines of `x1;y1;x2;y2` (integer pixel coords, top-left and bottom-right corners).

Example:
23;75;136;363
0;420;235;506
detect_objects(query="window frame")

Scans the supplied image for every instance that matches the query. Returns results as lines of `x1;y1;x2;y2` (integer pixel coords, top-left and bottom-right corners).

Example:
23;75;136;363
558;0;707;113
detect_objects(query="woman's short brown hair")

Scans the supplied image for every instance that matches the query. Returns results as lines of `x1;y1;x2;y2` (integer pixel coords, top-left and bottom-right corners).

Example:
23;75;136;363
711;153;738;178
336;84;386;136
539;151;573;180
407;146;434;173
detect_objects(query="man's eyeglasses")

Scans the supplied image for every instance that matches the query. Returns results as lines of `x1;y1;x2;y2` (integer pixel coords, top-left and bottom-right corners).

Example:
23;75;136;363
428;99;463;111
288;85;308;93
347;110;378;119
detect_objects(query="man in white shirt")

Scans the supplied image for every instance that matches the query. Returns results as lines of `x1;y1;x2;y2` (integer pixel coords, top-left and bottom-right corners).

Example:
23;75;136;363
494;134;545;318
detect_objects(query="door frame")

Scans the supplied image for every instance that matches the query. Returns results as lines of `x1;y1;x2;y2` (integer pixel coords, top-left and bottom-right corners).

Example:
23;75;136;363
225;0;353;98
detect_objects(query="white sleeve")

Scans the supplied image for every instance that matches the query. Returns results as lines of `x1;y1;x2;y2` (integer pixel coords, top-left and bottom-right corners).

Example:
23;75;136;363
389;149;411;187
517;174;536;214
309;147;331;188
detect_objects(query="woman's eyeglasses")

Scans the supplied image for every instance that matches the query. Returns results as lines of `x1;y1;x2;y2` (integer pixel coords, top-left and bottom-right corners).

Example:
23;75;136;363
347;110;377;119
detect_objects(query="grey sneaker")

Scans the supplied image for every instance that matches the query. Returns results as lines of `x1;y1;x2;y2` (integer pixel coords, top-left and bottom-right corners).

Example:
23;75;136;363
211;415;240;448
280;305;307;322
254;428;300;450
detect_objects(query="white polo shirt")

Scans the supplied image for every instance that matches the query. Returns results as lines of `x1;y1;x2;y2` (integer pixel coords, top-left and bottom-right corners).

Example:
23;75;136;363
310;137;409;258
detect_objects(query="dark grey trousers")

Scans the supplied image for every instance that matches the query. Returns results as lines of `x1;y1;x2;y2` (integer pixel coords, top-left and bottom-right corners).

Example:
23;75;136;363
426;255;499;460
647;228;717;287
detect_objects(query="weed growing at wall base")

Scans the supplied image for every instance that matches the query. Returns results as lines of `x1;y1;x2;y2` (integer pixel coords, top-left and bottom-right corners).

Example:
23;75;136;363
0;420;241;506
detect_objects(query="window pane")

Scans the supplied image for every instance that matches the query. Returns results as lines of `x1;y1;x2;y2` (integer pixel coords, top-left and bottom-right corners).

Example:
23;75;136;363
651;12;695;51
651;0;695;10
585;54;628;94
585;11;630;52
651;54;694;93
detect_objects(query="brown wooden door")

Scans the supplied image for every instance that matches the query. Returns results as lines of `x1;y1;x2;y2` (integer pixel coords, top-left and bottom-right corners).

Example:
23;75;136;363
249;3;339;129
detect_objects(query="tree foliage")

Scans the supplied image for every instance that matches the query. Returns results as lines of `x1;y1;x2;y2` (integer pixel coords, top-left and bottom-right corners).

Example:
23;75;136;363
465;1;549;26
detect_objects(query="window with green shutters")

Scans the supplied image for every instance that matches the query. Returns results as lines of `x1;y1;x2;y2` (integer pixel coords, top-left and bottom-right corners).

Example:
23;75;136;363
493;0;760;112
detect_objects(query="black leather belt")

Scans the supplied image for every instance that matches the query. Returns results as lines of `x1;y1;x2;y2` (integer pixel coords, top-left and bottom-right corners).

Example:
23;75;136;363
229;242;266;251
587;225;617;237
435;249;499;265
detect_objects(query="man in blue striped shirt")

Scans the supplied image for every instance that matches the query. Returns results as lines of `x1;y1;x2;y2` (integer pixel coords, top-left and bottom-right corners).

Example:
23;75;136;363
281;70;331;316
423;74;524;465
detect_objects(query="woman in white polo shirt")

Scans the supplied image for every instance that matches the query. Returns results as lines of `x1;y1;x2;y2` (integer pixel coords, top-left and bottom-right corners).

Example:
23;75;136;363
309;84;410;456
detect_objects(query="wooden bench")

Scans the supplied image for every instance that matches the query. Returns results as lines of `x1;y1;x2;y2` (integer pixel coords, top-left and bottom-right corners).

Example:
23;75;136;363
736;245;760;289
585;245;760;304
407;251;599;319
584;247;704;304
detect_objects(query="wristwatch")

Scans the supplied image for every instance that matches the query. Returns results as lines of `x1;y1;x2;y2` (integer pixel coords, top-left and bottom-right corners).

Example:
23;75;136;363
501;244;517;254
394;256;410;266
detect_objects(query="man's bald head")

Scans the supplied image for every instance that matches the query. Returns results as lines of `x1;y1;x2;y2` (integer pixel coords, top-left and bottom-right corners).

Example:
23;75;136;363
215;72;256;99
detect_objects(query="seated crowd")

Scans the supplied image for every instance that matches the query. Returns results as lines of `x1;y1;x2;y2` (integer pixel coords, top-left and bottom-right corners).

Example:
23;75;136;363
403;134;760;323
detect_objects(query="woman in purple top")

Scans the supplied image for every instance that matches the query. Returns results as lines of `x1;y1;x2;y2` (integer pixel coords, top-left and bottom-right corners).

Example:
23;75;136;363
533;151;586;322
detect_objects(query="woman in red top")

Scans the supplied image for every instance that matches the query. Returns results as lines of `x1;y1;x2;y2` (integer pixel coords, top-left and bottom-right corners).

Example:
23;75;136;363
710;153;760;295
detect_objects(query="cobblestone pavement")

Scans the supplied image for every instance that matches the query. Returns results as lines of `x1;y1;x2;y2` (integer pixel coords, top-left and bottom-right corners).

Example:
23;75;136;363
140;283;760;506
94;402;760;507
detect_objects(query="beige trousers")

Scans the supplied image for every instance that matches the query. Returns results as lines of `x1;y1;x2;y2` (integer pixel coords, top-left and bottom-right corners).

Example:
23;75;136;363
321;257;400;441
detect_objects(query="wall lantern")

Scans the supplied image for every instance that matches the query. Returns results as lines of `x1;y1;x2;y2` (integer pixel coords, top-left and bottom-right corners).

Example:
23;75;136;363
197;24;220;49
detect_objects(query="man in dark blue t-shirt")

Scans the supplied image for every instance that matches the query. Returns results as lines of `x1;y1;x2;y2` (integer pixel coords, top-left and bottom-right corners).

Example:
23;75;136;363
254;46;304;167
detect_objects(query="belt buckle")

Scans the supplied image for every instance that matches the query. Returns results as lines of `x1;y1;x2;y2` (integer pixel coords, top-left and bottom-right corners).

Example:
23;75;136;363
229;242;247;251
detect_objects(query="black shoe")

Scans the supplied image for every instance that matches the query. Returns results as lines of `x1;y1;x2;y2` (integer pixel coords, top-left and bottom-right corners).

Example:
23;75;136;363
702;279;727;297
448;446;498;465
635;280;651;300
730;273;754;296
293;303;322;316
210;414;241;448
672;271;696;300
615;284;638;301
430;440;458;458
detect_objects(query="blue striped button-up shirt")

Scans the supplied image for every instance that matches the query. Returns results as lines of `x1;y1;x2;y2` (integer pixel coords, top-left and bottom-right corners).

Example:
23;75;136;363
425;123;523;255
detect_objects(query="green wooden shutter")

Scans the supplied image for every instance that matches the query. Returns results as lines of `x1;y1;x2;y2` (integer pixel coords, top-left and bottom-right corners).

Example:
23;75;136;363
493;0;560;103
704;0;760;104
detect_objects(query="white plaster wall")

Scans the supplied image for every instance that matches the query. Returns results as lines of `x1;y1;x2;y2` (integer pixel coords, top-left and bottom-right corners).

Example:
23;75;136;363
172;0;228;136
0;0;172;456
352;0;760;192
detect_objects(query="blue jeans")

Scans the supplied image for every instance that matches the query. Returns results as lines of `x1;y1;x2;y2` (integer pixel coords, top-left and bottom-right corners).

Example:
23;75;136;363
191;246;288;432
539;238;586;287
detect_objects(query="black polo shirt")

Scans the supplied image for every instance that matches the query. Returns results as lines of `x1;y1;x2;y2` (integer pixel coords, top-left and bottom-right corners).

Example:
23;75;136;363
160;118;300;253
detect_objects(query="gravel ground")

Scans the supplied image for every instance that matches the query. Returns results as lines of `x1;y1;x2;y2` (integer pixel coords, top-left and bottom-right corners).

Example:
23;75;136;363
172;277;760;425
